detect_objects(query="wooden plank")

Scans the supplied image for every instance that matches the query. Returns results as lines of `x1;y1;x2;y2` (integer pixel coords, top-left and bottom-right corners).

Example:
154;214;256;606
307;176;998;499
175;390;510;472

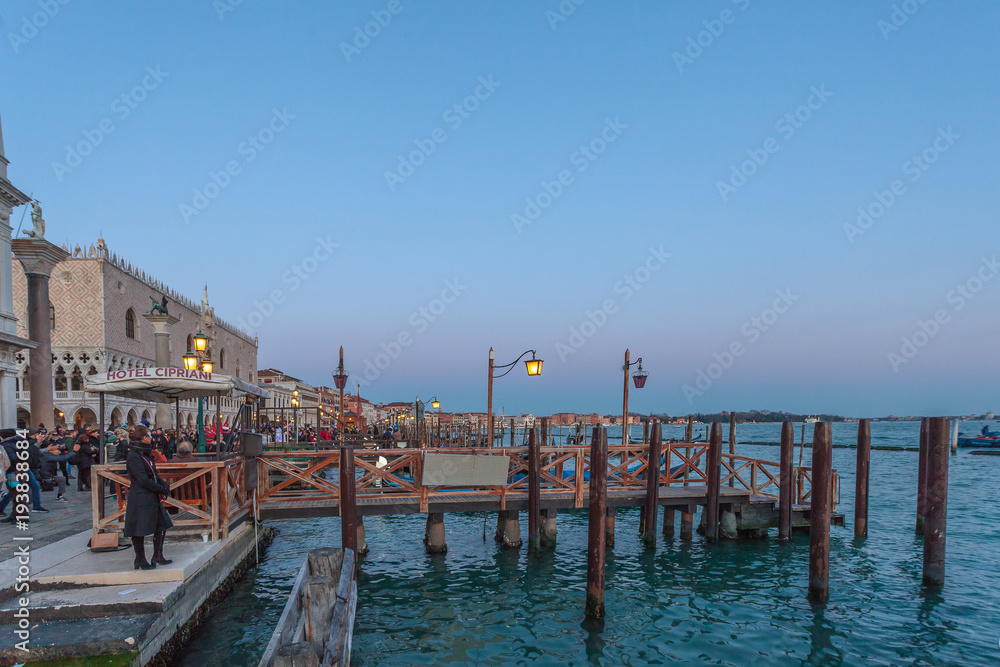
259;559;309;667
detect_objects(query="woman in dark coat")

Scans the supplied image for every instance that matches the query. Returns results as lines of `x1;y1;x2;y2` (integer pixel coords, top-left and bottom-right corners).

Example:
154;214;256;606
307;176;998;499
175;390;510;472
124;425;173;570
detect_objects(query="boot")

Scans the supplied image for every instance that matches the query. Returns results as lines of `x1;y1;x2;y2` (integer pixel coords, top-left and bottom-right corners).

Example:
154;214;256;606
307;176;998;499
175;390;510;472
132;537;156;570
152;531;172;565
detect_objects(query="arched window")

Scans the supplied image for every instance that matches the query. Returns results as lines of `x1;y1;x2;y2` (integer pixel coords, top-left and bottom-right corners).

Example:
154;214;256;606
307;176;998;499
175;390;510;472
186;334;193;353
125;309;136;339
22;366;30;393
49;302;56;330
71;367;84;391
54;366;67;391
87;366;98;376
219;349;226;370
236;360;241;379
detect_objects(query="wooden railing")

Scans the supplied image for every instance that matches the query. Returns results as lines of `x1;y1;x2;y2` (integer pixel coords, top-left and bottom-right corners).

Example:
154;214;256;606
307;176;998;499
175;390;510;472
254;442;838;513
92;456;252;542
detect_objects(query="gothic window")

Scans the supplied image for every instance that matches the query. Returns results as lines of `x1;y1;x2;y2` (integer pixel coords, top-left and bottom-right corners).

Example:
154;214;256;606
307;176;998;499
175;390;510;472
78;352;90;364
22;367;30;393
54;366;67;391
87;366;97;376
62;352;73;364
49;302;56;330
71;367;84;391
219;349;226;370
125;309;136;339
186;334;193;353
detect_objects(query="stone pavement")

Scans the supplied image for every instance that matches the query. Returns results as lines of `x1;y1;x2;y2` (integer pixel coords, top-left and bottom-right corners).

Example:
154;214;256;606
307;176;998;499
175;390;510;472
0;482;113;558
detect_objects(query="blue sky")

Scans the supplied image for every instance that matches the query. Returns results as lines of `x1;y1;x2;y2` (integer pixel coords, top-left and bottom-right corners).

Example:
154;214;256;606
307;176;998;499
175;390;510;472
2;1;998;417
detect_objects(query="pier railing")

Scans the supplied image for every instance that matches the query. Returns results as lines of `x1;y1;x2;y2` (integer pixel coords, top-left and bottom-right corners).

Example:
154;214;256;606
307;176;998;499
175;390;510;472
253;442;837;513
92;457;252;542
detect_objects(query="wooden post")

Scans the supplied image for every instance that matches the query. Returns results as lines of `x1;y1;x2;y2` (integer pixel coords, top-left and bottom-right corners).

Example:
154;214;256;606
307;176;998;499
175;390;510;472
528;427;541;552
643;422;662;546
923;416;950;587
540;508;557;548
510;418;515;447
950;418;959;455
808;422;833;602
621;349;630;446
605;507;616;548
705;423;722;542
424;513;447;554
585;427;607;618
662;506;675;537
854;418;871;539
779;421;794;540
274;642;319;667
728;412;736;487
680;507;693;539
684;416;693;488
302;575;335;655
917;417;928;535
340;446;357;553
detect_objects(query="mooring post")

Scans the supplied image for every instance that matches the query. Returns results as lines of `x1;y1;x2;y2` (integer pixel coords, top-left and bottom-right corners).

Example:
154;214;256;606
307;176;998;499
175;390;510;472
808;422;833;602
680;509;694;540
356;516;369;556
917;417;928;535
643;422;662;546
728;412;736;488
923;416;950;587
528;427;541;552
605;507;616;548
779;421;794;540
950;417;959;455
854;418;871;539
585;427;607;618
339;446;357;553
705;422;723;542
540;507;557;548
643;420;649;445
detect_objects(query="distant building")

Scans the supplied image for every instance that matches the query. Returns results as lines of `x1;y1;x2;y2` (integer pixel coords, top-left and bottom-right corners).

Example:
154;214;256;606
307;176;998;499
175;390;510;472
11;239;257;429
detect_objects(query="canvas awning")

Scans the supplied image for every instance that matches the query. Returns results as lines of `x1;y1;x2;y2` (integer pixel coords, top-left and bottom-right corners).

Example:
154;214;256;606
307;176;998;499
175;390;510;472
85;367;271;404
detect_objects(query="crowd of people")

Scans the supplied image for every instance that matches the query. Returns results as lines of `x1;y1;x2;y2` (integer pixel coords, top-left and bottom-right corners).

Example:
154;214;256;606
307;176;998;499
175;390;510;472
259;420;400;445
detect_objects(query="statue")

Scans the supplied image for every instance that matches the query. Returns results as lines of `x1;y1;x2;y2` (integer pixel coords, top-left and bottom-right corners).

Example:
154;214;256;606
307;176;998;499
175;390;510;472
23;201;45;240
148;295;169;315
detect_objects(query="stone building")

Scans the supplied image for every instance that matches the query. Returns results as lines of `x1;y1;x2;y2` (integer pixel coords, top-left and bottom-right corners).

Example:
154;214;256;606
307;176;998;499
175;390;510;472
10;240;258;429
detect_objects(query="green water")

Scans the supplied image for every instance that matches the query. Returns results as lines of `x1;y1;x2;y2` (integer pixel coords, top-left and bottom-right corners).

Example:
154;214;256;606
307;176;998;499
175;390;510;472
179;422;1000;665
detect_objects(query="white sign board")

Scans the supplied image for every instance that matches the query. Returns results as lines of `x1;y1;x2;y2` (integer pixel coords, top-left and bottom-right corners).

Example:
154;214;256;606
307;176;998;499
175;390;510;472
421;454;510;487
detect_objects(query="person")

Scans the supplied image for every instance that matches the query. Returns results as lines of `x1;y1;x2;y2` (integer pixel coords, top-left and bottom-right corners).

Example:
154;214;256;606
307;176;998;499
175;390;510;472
124;425;173;570
0;429;47;519
72;434;96;492
40;441;79;501
172;441;198;463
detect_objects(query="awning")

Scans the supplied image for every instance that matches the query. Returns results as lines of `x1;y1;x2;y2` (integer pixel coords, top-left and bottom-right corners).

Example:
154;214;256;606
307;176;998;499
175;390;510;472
85;367;271;404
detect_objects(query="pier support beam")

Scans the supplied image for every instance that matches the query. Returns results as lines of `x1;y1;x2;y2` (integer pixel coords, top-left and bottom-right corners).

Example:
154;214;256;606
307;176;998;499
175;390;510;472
528;428;541;552
855;418;871;539
339;446;357;554
720;508;738;539
643;422;662;546
605;507;616;549
923;417;950;587
704;422;723;542
585;427;607;619
495;510;521;549
424;513;447;554
356;516;368;557
680;510;694;540
779;421;794;540
662;506;675;537
917;418;928;535
808;422;833;602
540;508;557;548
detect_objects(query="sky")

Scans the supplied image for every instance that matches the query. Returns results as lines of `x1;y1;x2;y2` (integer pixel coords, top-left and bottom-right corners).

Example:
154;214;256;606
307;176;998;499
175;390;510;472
1;1;998;418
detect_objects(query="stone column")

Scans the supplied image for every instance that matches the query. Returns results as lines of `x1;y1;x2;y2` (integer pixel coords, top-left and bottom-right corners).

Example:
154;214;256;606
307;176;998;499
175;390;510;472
12;239;68;430
143;311;180;428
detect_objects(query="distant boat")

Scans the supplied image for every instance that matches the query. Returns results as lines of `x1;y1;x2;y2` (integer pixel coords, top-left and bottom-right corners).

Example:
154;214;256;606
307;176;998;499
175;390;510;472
958;427;1000;448
804;417;818;423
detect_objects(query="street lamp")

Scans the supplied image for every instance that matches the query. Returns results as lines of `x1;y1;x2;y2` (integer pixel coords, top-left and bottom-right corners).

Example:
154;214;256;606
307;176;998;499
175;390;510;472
487;348;543;448
186;331;214;452
621;349;647;446
332;346;349;447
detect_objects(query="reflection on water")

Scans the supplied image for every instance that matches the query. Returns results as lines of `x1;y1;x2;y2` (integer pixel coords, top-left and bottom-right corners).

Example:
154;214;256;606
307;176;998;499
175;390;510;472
179;423;1000;666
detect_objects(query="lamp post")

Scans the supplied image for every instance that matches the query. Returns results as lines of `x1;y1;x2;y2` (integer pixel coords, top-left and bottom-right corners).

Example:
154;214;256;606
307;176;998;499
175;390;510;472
183;330;213;453
487;348;543;448
332;346;349;448
621;349;647;446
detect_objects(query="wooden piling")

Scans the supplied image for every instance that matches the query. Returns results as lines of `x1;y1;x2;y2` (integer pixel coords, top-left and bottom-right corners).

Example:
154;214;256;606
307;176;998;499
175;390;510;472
642;420;649;445
302;576;335;655
540;508;557;548
424;513;447;554
705;423;723;542
728;412;736;488
528;427;541;552
274;642;320;667
605;507;616;549
494;510;521;548
662;506;675;537
917;417;928;535
680;510;693;539
339;446;357;553
779;421;794;541
808;422;832;602
854;418;871;539
585;427;607;618
923;416;950;587
643;422;662;546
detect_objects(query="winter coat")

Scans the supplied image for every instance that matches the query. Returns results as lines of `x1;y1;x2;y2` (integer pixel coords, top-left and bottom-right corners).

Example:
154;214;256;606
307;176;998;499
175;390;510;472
124;445;173;537
71;441;97;470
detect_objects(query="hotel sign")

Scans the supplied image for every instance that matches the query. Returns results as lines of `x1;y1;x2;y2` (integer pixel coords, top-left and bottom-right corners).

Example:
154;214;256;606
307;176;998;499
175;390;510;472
104;367;213;382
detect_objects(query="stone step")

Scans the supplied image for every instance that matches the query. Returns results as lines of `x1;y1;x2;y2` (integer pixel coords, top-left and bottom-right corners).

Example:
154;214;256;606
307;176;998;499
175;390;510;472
0;581;180;623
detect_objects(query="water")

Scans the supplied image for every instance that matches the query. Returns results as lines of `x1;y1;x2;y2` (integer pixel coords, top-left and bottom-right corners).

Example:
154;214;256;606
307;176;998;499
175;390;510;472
180;422;1000;666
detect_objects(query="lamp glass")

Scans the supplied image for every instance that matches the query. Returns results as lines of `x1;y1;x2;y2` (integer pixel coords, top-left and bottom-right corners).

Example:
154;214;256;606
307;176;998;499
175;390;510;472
201;360;213;373
524;358;543;376
183;354;199;371
431;400;440;409
193;332;208;353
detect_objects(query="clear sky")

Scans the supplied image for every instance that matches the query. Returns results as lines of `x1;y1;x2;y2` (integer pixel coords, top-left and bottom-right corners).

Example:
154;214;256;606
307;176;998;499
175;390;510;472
2;1;997;418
